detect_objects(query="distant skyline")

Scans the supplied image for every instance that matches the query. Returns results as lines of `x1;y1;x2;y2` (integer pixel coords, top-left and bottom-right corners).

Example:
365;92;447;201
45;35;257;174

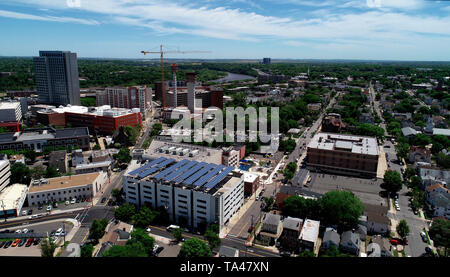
1;0;450;61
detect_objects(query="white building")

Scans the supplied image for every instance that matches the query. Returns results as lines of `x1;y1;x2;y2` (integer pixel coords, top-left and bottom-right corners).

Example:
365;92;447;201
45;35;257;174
27;172;108;206
299;219;320;252
0;102;22;122
0;184;28;218
0;160;11;192
123;157;244;231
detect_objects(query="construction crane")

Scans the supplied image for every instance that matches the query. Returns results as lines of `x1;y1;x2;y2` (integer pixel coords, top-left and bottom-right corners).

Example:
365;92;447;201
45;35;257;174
141;45;211;110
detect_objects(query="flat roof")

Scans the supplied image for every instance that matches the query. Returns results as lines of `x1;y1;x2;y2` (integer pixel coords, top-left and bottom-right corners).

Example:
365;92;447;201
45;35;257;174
308;132;378;156
433;128;450;137
299;219;320;243
0;184;27;210
28;172;100;193
0;102;20;109
243;172;258;183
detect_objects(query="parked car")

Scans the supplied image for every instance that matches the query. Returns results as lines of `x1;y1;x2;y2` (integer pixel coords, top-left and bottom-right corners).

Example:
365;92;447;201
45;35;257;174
146;228;152;233
38;205;43;210
33;238;41;245
420;231;427;242
425;247;433;254
46;205;52;212
65;201;70;205
153;244;159;253
71;198;76;204
53;202;58;208
22;228;29;233
27;210;33;215
3;240;13;248
389;239;399;245
11;239;21;247
22;210;28;216
0;241;5;248
25;238;34;247
50;230;56;236
15;229;22;234
101;197;107;203
154;246;164;256
18;238;27;247
403;237;409;245
55;228;64;236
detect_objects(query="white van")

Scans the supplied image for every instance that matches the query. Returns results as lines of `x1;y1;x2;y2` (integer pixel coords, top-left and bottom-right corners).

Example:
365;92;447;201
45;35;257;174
166;225;180;232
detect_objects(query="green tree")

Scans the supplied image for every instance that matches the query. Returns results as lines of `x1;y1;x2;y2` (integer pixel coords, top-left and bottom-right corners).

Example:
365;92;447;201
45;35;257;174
10;162;31;184
132;206;158;228
45;165;61;178
93;144;101;150
102;242;147;257
298;251;315;257
413;134;432;147
80;243;94;257
173;228;184;242
428;219;450;257
114;203;136;222
23;149;38;163
204;228;221;250
179;237;212;257
40;238;57;257
396;219;410;239
320;190;364;229
126;228;155;255
89;218;109;243
404;167;416;179
396;142;410;160
383;170;403;194
115;148;132;164
112;188;121;201
31;166;45;180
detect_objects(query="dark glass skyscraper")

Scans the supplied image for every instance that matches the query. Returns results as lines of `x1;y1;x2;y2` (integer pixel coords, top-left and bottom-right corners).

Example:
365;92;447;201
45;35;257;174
33;51;81;106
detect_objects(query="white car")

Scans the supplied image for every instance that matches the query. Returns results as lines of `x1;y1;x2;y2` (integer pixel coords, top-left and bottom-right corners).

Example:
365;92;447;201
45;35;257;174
153;244;159;253
71;198;76;204
146;228;151;233
52;237;59;244
46;205;52;212
22;210;28;216
22;228;29;233
396;206;400;211
55;228;63;236
65;201;70;205
15;229;22;234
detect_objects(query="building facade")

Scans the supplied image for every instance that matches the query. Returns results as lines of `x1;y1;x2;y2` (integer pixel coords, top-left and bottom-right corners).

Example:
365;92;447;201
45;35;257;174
0;160;11;192
97;86;152;119
33;51;81;106
123;158;244;231
306;133;379;178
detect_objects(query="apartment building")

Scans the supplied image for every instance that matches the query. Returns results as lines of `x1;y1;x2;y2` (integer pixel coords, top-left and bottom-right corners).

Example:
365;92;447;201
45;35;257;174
96;86;152;119
123;158;244;231
0;160;11;192
306;132;379;178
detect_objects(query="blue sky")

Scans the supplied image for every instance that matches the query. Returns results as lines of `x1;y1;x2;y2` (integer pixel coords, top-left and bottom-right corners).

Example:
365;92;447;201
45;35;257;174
1;0;450;60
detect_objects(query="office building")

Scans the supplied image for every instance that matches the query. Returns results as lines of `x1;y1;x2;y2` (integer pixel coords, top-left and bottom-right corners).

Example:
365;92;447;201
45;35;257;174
0;127;90;152
123;158;244;231
96;86;152;119
36;105;142;135
33;51;81;106
262;58;271;65
0;160;11;192
27;172;108;206
306;133;379;178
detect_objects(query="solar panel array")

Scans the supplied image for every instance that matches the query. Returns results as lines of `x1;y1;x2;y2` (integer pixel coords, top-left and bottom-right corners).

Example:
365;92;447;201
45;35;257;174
154;159;189;181
203;166;235;190
183;163;216;186
163;160;198;182
193;164;226;188
173;162;208;183
137;158;175;179
128;157;166;176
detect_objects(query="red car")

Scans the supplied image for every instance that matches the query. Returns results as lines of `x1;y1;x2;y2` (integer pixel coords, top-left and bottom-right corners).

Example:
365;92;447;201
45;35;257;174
389;239;399;245
25;238;34;247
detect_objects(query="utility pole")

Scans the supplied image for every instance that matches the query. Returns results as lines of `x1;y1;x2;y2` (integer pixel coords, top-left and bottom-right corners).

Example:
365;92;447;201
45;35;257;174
1;200;6;222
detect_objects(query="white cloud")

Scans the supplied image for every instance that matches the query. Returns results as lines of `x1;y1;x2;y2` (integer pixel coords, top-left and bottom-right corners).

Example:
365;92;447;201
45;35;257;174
0;9;99;25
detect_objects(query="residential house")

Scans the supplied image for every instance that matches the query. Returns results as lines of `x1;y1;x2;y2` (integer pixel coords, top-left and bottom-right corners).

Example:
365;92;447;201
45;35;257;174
279;217;303;252
355;224;367;242
258;213;283;246
426;191;450;219
409;146;431;164
321;227;340;251
339;230;360;256
402;127;421;139
298;219;320;253
369;236;393;257
363;204;391;235
418;165;450;188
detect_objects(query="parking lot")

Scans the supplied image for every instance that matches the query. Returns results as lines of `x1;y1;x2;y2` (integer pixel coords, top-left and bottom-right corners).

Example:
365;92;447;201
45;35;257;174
307;172;387;206
0;220;74;257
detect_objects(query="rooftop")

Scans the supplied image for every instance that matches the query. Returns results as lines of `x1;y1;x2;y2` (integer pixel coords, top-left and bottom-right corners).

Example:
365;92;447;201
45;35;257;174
0;184;28;210
37;105;140;118
0;102;20;110
28;172;100;193
308;132;378;156
299;219;320;243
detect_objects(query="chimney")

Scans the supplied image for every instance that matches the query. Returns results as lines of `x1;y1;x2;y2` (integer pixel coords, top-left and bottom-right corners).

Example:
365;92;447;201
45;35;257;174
171;64;178;108
186;72;197;113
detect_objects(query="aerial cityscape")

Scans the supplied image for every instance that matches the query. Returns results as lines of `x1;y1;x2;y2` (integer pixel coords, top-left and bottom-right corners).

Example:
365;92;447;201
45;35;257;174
0;0;449;266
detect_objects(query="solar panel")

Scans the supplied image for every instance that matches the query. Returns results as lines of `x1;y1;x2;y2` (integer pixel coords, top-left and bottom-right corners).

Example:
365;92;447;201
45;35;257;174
155;158;176;169
128;157;166;176
184;163;216;185
173;162;208;183
193;164;226;188
154;159;188;180
138;158;175;179
203;166;235;190
164;160;198;182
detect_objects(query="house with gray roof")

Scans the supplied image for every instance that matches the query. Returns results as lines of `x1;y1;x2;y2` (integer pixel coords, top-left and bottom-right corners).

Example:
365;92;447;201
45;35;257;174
258;213;283;246
321;228;340;251
339;230;361;256
369;236;393;257
279;217;303;252
401;127;420;138
426;191;450;219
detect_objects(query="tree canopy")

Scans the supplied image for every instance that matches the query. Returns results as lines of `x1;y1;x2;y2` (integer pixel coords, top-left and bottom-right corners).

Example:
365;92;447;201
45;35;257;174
179;237;212;258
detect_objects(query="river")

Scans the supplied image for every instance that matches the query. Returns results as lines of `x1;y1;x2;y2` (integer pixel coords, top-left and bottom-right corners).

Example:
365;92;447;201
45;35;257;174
212;72;256;83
